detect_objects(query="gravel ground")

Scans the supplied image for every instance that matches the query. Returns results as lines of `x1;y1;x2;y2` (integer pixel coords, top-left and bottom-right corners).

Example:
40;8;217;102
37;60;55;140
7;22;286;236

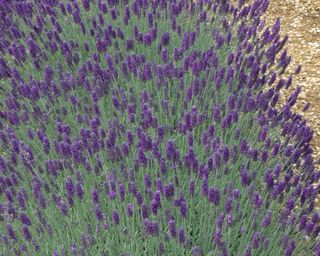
261;0;320;207
262;0;320;163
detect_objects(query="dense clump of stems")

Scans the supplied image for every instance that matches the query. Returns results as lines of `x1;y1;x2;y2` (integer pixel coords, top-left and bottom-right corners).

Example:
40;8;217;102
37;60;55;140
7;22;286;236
0;0;319;255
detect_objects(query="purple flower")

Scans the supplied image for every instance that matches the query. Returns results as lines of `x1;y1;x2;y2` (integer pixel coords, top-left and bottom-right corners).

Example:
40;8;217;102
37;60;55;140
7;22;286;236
5;188;13;203
180;201;187;218
161;32;170;46
144;174;152;189
143;34;152;46
251;232;260;249
76;183;84;200
112;210;120;225
178;227;186;244
6;224;16;240
213;104;221;122
126;203;134;217
294;64;302;75
312;212;319;224
57;199;68;215
243;246;252;256
225;198;232;213
22;225;32;241
201;178;208;197
227;213;234;226
82;0;90;11
149;221;159;236
147;12;153;28
213;228;223;248
65;176;74;198
95;206;104;221
189;180;195;197
168;218;177;237
161;48;169;63
118;183;125;202
240;168;251;186
135;191;143;206
315;242;320;256
20;212;32;226
141;203;148;219
306;221;314;235
164;182;175;199
166;139;178;161
110;8;117;20
261;210;272;227
208;187;220;205
150;199;159;216
284;240;296;256
108;190;116;200
155;178;163;193
253;192;263;208
299;214;308;230
159;242;165;255
91;189;99;205
153;190;161;205
191;246;203;256
233;189;240;199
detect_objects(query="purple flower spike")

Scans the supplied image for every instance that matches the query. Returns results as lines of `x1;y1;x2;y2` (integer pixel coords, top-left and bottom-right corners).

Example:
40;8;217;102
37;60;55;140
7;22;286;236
95;206;104;221
168;218;177;237
161;48;169;63
65;176;75;198
112;210;120;225
284;240;296;256
127;203;134;217
213;228;224;248
20;212;32;226
82;0;90;11
315;242;320;256
164;182;175;199
141;203;148;219
243;246;252;256
149;221;159;236
6;224;17;240
233;189;241;199
144;174;152;189
253;192;263;209
191;246;203;256
312;212;319;224
180;201;187;218
208;187;220;205
178;227;186;244
251;232;261;249
261;210;272;227
225;198;232;213
151;199;159;216
91;189;100;205
294;64;302;75
161;32;170;46
57;199;68;215
76;183;84;200
201;178;208;197
189;180;195;197
22;225;32;241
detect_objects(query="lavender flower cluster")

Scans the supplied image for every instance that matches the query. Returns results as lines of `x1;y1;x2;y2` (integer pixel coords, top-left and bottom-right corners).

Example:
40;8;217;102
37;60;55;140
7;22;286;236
0;0;319;255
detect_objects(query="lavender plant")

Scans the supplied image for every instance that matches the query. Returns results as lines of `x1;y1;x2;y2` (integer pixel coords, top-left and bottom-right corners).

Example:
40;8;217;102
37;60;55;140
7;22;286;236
0;0;319;255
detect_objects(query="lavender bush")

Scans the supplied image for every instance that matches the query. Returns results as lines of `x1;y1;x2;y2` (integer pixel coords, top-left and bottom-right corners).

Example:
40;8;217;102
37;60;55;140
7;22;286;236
0;0;319;255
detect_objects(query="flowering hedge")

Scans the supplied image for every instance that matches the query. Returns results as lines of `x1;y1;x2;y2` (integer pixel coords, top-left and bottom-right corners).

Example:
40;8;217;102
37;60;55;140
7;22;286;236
0;0;319;255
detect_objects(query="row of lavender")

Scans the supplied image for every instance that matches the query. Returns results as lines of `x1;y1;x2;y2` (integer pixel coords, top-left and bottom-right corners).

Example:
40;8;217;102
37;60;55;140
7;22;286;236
0;0;319;255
